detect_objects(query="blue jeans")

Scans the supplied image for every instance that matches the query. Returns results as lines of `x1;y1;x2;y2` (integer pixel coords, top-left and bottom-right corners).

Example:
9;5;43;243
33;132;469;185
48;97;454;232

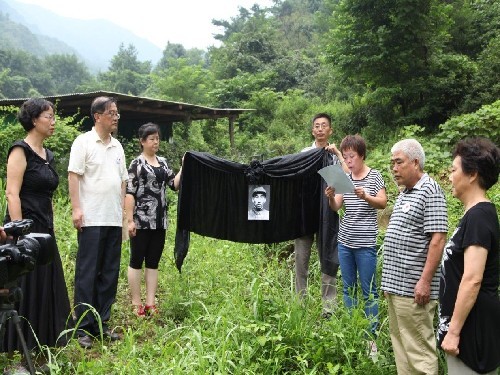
338;243;379;335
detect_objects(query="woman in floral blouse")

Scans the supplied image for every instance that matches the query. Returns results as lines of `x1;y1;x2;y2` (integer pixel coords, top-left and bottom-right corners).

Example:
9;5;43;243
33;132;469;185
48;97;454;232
125;122;182;316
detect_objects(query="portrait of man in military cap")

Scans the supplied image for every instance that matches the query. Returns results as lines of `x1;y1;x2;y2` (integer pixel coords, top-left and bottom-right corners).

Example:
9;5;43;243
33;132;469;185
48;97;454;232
248;185;270;220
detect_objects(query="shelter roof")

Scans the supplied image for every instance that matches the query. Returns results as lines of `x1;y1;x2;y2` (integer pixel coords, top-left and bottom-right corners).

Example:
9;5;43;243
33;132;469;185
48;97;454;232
0;90;252;123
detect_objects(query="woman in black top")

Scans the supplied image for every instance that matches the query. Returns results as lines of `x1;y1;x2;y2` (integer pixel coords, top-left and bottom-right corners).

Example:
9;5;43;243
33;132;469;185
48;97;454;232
438;137;499;374
3;99;71;355
125;123;182;316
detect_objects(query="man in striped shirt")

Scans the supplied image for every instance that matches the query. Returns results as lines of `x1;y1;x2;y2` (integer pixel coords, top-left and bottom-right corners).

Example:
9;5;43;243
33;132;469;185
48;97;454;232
381;139;448;375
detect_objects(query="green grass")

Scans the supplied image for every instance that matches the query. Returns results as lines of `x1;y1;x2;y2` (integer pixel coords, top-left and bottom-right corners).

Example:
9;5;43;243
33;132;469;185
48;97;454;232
3;183;499;374
0;197;398;374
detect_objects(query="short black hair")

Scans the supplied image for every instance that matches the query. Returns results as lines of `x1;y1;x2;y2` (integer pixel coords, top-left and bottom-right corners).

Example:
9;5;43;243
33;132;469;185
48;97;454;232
312;113;331;126
138;122;161;140
340;134;367;160
453;137;500;190
17;98;54;132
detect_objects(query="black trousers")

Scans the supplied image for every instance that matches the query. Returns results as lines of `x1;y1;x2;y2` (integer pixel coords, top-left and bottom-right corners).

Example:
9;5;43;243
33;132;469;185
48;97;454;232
74;226;121;336
129;229;166;269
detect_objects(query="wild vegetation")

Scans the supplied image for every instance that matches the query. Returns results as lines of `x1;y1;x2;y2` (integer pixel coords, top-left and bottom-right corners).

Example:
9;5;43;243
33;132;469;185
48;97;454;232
0;0;499;373
1;0;499;163
0;101;498;373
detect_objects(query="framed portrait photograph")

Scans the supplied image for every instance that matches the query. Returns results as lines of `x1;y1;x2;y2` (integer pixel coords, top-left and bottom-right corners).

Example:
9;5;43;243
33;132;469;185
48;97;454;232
248;185;270;221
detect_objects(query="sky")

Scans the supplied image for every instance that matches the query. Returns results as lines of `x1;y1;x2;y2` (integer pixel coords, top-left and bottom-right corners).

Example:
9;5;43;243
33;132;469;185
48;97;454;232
15;0;274;50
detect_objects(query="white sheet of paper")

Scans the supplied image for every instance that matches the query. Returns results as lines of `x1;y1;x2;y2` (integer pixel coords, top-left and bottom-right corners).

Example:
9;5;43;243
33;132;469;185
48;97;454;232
317;165;355;194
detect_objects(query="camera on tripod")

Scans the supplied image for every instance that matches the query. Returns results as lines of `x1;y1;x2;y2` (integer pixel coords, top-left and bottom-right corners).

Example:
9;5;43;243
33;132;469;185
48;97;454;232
0;219;55;288
0;220;56;371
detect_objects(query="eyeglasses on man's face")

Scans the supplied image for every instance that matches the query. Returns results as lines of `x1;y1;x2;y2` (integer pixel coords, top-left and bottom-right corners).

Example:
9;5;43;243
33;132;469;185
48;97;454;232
100;111;121;119
313;122;330;130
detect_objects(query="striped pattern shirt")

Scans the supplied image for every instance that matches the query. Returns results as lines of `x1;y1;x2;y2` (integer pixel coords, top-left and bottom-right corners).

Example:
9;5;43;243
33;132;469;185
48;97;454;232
381;174;448;299
338;169;385;248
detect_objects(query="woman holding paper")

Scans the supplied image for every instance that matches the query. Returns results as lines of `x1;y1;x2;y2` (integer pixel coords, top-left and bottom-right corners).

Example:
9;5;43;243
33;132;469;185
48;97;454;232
325;134;387;352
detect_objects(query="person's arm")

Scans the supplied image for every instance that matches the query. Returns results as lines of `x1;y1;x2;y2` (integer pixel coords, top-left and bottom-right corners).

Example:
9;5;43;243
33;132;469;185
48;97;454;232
125;194;136;237
121;181;126;209
325;144;350;173
68;171;83;231
0;227;7;243
325;186;343;211
441;245;488;356
173;166;182;191
414;231;447;305
125;159;140;236
5;147;27;221
172;154;185;191
355;187;387;209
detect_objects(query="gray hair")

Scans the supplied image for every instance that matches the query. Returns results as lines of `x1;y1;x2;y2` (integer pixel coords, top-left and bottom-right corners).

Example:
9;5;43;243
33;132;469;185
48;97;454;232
391;139;425;170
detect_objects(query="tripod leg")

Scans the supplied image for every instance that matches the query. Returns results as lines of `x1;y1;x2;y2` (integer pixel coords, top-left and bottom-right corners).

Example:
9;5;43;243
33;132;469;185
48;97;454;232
0;310;8;352
11;312;35;375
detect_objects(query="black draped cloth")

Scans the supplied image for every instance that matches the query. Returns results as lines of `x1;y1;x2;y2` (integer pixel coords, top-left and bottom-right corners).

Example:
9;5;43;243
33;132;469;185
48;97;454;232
174;148;339;275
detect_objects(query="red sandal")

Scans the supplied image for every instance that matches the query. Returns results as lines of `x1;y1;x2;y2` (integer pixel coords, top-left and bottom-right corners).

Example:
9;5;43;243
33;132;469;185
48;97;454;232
134;304;146;317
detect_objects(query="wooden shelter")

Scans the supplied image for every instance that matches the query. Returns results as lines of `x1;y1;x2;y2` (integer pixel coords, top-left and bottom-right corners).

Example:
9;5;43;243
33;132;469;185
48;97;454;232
0;91;253;147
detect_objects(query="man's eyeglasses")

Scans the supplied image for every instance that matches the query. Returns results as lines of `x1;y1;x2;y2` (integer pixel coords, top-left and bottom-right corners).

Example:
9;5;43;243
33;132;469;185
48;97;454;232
100;111;121;119
313;124;330;130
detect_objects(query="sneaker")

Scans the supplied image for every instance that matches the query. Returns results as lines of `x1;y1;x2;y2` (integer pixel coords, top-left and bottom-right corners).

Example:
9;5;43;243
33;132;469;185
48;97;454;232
145;305;159;316
77;335;93;349
367;340;378;359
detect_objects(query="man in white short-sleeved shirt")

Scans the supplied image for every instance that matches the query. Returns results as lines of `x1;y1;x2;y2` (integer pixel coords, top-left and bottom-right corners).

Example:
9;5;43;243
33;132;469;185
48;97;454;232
68;96;128;349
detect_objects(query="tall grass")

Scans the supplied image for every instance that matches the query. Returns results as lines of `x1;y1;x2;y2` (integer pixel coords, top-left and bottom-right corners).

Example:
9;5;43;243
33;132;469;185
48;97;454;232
0;192;400;373
2;181;497;373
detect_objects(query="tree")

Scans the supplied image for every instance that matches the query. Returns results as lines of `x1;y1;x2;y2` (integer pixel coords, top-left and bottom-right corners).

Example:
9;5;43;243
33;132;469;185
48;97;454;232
155;43;207;71
0;71;37;98
448;0;500;58
108;44;151;75
43;54;91;94
209;1;325;94
210;14;282;80
155;42;186;71
147;58;214;104
98;44;152;95
0;49;48;96
461;36;500;112
323;0;480;128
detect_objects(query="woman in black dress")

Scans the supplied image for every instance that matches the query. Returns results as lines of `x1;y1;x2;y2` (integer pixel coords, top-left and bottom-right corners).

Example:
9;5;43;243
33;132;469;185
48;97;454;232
3;98;71;354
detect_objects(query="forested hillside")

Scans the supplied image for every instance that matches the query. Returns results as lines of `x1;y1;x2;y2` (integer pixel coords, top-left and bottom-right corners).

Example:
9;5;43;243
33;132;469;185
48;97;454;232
1;0;499;162
0;12;79;57
0;0;163;71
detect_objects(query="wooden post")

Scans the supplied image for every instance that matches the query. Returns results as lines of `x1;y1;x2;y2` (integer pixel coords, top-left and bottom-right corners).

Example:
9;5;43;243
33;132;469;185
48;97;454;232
229;115;236;149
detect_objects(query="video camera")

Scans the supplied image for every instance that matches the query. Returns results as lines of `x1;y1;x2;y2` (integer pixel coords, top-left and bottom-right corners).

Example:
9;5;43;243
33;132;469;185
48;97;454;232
0;219;55;287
